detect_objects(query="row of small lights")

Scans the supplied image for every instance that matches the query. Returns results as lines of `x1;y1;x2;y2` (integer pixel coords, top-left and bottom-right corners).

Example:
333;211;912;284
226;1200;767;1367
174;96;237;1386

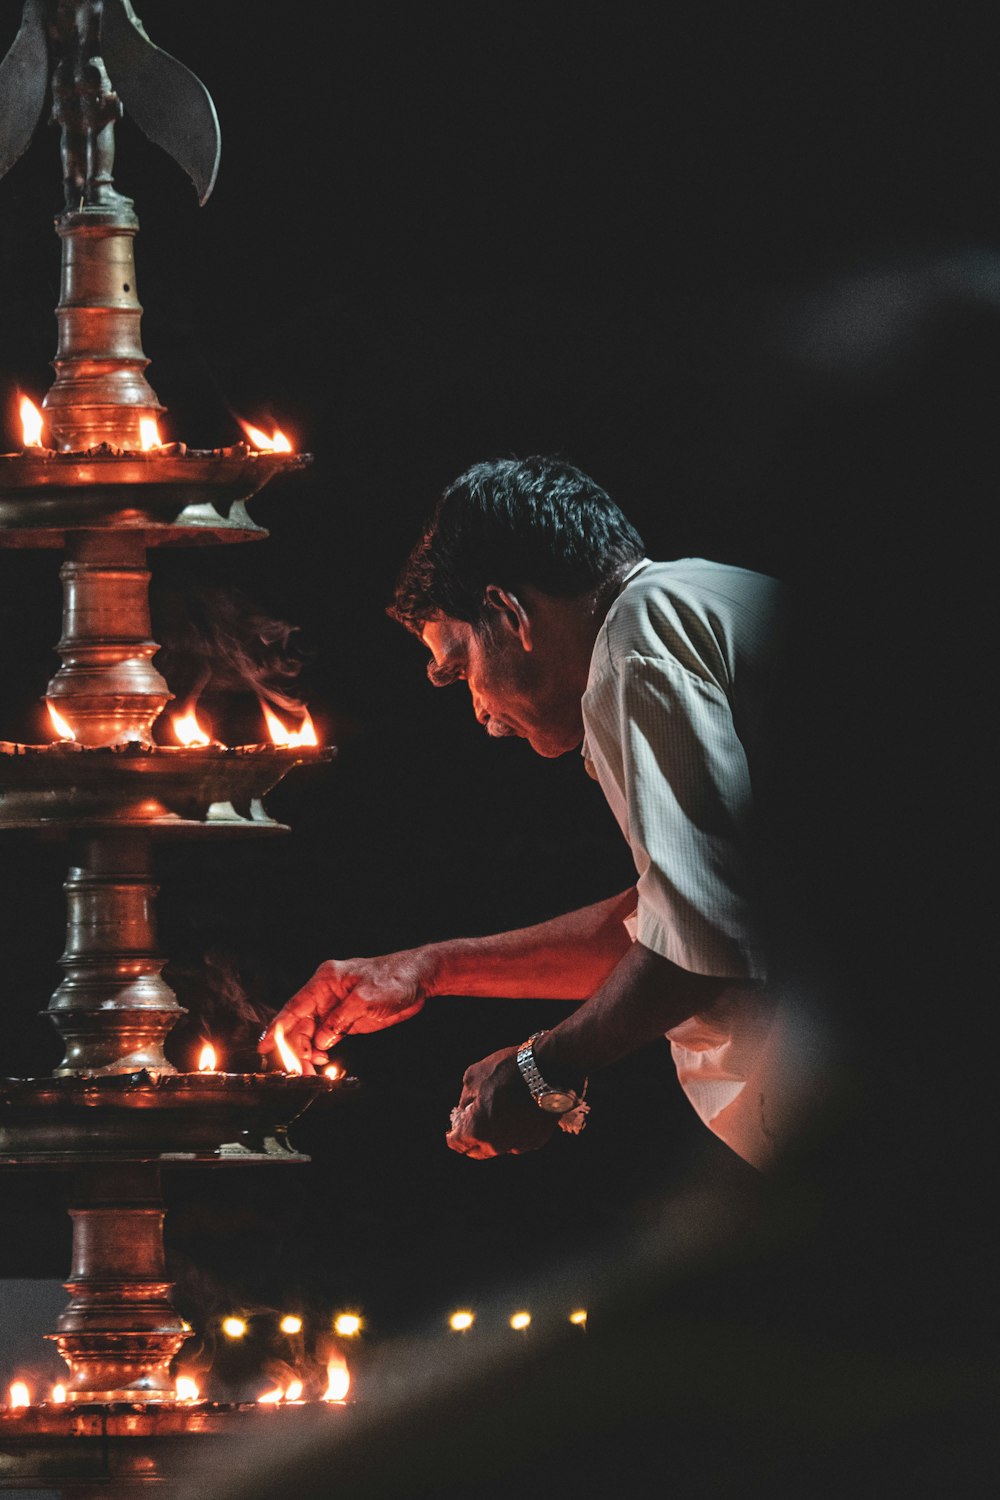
450;1308;587;1332
3;1310;588;1409
220;1313;361;1340
219;1308;586;1338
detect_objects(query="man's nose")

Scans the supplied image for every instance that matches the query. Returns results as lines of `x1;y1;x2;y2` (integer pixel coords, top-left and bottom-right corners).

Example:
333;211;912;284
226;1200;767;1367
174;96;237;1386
470;686;488;725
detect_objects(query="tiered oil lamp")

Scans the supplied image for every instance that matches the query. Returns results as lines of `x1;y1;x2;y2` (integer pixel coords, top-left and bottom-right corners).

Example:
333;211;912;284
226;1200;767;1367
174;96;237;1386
0;4;355;1489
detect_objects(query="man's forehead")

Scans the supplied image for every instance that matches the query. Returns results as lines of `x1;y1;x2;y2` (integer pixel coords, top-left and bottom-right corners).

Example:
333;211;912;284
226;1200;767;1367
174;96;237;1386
420;615;470;660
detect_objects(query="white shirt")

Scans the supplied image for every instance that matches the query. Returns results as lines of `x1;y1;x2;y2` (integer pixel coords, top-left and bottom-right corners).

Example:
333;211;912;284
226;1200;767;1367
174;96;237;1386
581;558;805;1168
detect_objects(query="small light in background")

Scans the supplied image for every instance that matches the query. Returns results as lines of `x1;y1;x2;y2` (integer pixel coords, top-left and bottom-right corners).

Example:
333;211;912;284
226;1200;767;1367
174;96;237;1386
279;1315;303;1336
509;1311;531;1332
333;1312;362;1338
221;1316;247;1339
448;1309;475;1332
569;1308;588;1329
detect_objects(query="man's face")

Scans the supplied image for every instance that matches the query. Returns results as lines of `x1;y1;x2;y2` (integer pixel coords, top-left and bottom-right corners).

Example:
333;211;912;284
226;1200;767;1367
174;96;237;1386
420;610;585;759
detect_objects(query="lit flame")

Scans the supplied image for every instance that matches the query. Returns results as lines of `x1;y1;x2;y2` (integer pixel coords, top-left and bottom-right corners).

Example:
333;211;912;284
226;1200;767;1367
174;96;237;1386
569;1308;588;1328
256;1379;303;1404
261;702;318;747
19;395;43;448
279;1315;302;1335
9;1380;31;1408
509;1311;531;1331
222;1317;247;1339
175;1375;199;1402
449;1310;474;1332
198;1042;218;1072
323;1063;344;1081
173;708;212;747
322;1355;350;1403
239;419;293;453
46;700;75;741
333;1313;362;1338
272;1023;303;1075
51;1384;67;1403
139;417;162;450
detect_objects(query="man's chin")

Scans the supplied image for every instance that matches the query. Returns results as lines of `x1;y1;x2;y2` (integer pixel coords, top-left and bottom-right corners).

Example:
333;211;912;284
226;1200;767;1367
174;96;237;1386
526;732;583;759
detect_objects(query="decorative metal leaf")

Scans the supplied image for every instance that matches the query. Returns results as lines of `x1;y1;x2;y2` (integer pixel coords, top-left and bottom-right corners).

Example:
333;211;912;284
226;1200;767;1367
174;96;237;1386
0;1;49;184
101;0;221;205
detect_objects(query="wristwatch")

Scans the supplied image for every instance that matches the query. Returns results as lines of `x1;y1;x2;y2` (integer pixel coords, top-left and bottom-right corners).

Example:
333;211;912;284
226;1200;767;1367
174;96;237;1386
516;1031;590;1134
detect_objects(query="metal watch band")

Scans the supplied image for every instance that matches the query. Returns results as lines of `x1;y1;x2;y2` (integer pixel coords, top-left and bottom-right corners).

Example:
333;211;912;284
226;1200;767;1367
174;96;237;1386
516;1031;589;1133
516;1030;555;1102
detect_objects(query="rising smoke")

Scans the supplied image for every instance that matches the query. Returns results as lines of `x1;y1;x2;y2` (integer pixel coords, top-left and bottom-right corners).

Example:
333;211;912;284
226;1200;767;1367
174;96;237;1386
153;583;314;721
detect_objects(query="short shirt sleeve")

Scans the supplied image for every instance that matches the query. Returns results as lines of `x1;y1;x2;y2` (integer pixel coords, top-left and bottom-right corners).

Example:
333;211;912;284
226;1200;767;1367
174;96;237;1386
581;652;766;980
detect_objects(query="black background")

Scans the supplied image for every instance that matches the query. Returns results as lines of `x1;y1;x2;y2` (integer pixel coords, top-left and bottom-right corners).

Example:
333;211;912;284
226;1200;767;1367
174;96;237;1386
0;0;994;1482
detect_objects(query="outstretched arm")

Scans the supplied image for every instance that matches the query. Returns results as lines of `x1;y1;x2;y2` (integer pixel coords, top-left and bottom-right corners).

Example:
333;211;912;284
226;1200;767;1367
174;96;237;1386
259;889;638;1071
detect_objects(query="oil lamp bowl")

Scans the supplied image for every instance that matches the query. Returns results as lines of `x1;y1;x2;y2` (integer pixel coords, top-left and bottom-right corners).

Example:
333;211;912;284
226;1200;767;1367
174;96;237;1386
0;447;312;547
0;742;335;832
0;1399;352;1489
0;1070;358;1164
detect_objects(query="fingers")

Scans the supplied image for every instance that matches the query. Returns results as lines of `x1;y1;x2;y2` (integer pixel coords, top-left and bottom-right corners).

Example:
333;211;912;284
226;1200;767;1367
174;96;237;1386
446;1099;500;1159
314;1018;353;1051
446;1130;498;1160
258;960;354;1056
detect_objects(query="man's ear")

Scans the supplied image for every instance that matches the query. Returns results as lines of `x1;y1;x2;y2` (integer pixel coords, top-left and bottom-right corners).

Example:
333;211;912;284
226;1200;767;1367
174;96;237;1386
483;585;533;650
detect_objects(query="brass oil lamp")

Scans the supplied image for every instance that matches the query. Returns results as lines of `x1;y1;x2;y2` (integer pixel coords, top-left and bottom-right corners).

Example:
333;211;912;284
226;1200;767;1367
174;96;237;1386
0;3;355;1486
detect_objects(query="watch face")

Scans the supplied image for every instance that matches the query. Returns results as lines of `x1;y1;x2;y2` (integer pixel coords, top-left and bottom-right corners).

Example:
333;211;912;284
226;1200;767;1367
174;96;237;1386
538;1091;577;1114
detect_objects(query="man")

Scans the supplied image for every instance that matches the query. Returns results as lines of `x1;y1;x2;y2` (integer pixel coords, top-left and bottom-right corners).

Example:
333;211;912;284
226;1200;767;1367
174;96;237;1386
261;456;818;1170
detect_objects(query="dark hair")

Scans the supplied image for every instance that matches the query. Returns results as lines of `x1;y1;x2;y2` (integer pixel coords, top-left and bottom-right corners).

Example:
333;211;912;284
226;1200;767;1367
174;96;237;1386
389;456;645;632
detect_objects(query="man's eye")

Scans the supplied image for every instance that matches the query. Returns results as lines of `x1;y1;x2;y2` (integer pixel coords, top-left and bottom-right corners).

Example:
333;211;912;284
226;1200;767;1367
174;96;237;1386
427;663;462;687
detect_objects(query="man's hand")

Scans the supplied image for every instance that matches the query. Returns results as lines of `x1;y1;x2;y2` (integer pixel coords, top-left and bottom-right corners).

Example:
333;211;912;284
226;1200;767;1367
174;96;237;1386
259;951;430;1074
445;1045;557;1159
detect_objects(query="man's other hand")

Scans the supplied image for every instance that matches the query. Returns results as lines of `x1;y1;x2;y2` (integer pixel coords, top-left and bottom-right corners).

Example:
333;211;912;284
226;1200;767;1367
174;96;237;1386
258;952;429;1074
446;1045;557;1159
